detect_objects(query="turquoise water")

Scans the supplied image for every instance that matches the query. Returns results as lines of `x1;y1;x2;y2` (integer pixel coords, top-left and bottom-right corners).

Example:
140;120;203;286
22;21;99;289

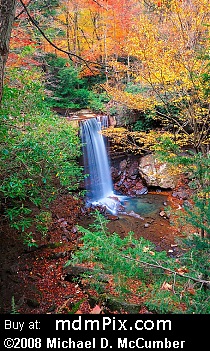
121;193;168;217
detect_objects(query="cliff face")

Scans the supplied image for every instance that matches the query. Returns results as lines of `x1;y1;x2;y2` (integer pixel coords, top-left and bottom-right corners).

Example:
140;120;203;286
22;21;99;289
111;156;148;196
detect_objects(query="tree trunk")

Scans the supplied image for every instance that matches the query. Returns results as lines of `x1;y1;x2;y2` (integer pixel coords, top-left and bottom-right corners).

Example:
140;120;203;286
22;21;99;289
0;0;16;103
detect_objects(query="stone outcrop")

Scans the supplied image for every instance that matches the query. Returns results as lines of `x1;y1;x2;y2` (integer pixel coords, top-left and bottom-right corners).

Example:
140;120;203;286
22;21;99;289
111;158;148;196
139;154;178;189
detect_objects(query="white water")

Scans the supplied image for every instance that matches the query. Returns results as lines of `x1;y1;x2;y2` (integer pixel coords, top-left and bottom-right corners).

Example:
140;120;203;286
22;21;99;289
81;117;120;213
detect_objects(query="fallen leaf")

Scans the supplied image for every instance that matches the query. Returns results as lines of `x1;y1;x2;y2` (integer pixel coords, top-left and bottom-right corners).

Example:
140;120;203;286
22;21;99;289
161;281;173;291
176;267;189;275
90;304;102;314
149;251;155;256
187;288;196;295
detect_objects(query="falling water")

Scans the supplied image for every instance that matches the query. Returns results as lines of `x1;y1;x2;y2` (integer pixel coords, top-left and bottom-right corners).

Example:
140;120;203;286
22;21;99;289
81;117;118;212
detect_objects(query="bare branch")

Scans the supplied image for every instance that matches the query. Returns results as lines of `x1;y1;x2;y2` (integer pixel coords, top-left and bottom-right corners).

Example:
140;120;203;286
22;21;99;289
91;0;107;10
18;0;103;73
122;254;210;286
15;0;33;20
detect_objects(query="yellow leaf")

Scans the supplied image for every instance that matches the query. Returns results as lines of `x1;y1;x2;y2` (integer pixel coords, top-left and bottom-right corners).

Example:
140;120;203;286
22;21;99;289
143;246;150;252
176;267;189;275
161;281;173;291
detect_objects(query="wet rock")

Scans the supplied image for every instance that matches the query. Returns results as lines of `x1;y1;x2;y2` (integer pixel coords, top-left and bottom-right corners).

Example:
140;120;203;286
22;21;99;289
112;156;148;196
127;161;139;178
123;180;131;189
109;115;117;127
129;175;138;180
116;170;126;186
127;182;148;196
127;211;144;220
119;159;127;171
136;187;148;195
110;166;120;181
106;214;119;221
172;189;189;200
159;210;170;219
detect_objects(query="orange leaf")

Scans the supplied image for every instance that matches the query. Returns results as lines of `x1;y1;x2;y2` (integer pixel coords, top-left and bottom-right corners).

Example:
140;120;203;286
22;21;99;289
149;251;155;256
187;288;196;295
75;310;83;314
90;305;102;314
176;267;189;275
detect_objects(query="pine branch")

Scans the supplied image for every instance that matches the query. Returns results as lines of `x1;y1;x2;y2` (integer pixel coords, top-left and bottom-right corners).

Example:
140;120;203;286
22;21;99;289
122;254;210;286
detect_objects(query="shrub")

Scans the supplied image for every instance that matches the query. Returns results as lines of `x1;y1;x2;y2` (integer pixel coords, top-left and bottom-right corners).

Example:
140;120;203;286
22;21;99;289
65;210;210;314
154;137;210;238
0;67;83;246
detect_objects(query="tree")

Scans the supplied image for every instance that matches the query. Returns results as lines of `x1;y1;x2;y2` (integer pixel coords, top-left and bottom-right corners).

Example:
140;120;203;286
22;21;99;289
0;0;16;102
104;0;210;154
44;53;92;109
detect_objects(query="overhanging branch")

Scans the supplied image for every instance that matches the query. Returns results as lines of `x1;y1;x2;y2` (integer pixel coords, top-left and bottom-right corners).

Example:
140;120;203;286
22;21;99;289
18;0;103;73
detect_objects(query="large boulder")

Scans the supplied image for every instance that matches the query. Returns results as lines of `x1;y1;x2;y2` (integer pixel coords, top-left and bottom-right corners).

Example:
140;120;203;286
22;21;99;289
139;154;178;189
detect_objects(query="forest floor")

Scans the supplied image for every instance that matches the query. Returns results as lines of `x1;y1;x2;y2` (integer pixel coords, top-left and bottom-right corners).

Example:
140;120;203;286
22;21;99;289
0;183;194;315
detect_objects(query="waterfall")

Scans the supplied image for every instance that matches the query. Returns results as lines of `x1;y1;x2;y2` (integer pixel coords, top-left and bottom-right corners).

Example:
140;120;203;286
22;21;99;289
81;117;118;213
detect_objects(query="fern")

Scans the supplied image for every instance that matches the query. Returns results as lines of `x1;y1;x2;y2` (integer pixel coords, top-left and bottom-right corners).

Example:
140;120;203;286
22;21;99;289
11;296;19;314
